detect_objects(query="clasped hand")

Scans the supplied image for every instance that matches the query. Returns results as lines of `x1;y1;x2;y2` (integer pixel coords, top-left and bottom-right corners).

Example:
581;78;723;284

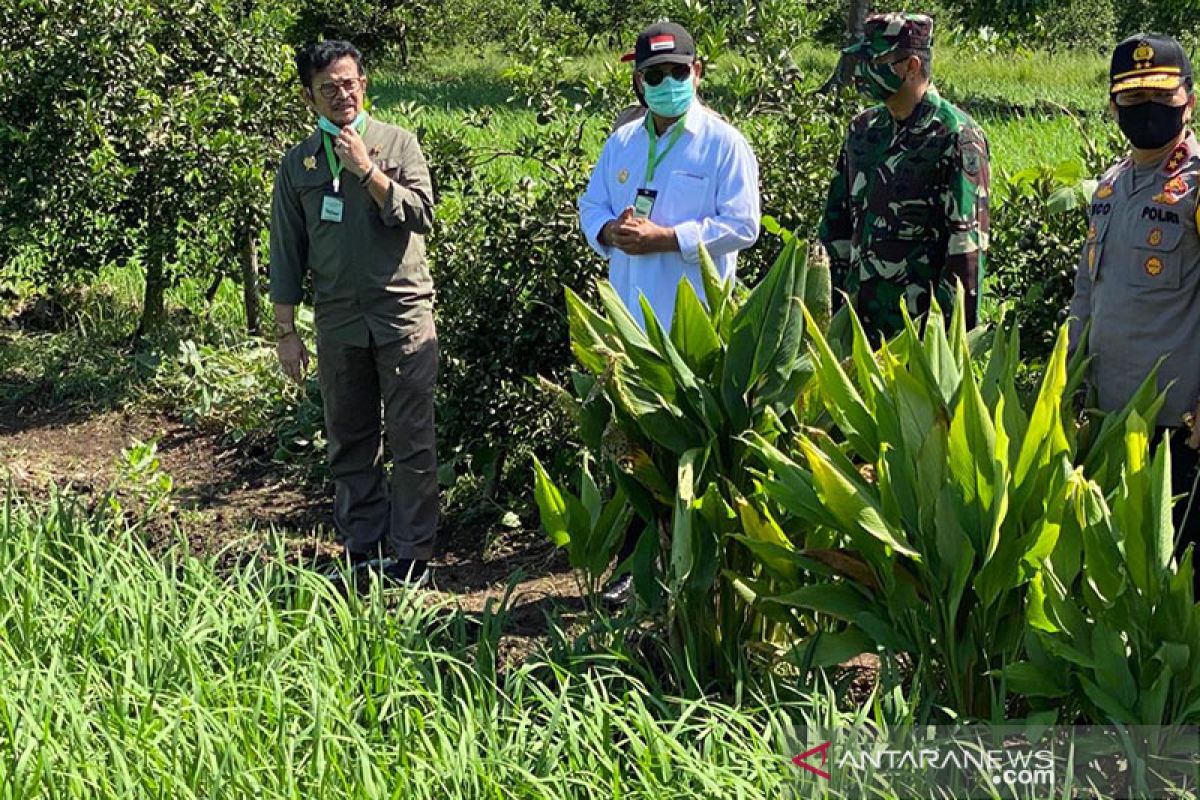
604;207;677;255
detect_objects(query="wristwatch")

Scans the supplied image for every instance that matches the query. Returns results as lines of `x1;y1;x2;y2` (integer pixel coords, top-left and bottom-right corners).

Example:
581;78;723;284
275;324;297;341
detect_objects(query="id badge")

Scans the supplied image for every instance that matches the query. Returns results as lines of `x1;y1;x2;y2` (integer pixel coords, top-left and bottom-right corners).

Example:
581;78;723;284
633;188;658;219
320;195;344;223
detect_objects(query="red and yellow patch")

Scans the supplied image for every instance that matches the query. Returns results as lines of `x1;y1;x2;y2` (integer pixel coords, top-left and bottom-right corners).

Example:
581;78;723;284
1088;222;1098;241
1164;143;1189;174
1153;189;1183;205
1147;227;1164;246
1145;255;1165;276
1088;244;1098;276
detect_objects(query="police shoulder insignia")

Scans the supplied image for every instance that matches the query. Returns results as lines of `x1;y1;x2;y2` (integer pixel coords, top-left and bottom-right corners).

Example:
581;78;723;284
618;168;629;184
1164;144;1188;174
1165;176;1188;194
303;155;317;171
1145;255;1165;276
1096;183;1114;199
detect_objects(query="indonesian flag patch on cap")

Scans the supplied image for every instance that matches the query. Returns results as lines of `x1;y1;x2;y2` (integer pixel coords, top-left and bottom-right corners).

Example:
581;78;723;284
634;22;696;68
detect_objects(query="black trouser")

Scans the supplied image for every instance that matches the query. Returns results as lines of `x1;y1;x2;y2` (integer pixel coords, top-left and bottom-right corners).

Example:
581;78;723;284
317;317;439;561
1155;427;1200;595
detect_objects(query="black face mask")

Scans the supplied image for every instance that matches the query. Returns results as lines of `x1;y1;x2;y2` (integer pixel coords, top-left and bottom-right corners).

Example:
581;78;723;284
1116;101;1188;149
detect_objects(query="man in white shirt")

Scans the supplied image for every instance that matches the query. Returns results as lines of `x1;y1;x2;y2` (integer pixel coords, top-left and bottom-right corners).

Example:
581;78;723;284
579;21;761;330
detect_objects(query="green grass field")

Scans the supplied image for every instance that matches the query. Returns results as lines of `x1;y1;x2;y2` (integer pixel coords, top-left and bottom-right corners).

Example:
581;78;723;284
0;491;869;798
373;43;1114;179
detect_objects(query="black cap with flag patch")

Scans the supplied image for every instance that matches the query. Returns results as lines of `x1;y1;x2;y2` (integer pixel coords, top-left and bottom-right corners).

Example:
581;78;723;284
1110;33;1193;95
633;22;696;70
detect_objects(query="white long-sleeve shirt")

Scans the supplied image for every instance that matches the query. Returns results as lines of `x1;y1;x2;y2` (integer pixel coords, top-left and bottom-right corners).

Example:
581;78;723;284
578;102;761;329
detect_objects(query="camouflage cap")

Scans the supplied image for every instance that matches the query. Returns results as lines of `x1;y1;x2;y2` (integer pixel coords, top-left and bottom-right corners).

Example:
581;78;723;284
843;13;934;60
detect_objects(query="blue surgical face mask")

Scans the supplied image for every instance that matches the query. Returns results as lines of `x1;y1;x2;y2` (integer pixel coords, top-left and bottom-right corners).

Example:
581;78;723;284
317;111;367;135
643;75;694;118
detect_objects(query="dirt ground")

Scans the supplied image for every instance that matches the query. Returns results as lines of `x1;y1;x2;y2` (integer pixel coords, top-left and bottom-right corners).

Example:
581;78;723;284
0;402;585;654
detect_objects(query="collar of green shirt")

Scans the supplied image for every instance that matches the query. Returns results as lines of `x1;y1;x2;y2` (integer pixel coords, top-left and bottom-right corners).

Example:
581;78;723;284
871;86;942;136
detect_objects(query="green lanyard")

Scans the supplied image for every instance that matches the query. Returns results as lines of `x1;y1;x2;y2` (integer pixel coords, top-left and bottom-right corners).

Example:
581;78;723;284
643;113;687;185
320;114;368;193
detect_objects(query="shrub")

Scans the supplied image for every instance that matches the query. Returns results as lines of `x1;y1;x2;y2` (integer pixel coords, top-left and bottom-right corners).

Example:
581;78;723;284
747;294;1167;722
0;0;306;343
535;236;832;690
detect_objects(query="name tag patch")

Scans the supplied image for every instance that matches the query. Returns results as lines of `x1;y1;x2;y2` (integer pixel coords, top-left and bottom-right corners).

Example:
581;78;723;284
321;195;344;223
633;188;658;219
1142;206;1180;224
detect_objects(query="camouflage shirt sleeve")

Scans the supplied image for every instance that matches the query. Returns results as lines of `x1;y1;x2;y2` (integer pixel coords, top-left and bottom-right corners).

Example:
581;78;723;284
819;142;853;308
941;124;989;329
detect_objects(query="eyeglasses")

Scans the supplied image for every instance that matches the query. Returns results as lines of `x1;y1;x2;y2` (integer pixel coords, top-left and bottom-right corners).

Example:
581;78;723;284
1113;87;1188;107
315;78;363;99
640;64;693;86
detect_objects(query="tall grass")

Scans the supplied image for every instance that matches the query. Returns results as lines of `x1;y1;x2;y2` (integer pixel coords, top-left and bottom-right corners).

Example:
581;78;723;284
0;489;859;799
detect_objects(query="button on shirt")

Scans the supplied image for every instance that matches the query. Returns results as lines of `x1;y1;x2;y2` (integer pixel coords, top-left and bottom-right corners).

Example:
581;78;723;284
1068;132;1200;425
578;103;760;329
269;118;435;347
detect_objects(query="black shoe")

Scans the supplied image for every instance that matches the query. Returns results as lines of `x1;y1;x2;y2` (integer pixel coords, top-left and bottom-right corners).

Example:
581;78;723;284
600;573;635;609
383;558;430;588
325;547;392;582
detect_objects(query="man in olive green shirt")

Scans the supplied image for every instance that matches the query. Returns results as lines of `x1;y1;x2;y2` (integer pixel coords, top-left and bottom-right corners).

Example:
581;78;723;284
269;40;437;585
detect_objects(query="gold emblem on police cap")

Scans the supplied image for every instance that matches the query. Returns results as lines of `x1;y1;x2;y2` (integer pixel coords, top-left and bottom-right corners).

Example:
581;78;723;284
618;168;629;184
1148;228;1163;246
1134;41;1155;67
1145;255;1164;276
303;155;317;171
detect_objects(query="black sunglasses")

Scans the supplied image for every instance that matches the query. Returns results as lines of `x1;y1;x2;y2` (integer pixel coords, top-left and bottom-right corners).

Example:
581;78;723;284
640;63;693;86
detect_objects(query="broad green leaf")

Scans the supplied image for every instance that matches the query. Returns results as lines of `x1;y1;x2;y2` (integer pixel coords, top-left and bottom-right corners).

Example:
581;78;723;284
746;434;840;528
670;280;722;378
1079;675;1137;723
579;454;602;527
670;448;706;584
804;306;880;461
920;295;960;406
586;490;635;580
735;497;796;582
788;627;876;670
641;294;723;432
1117;412;1153;594
698;240;731;321
764;582;872;621
565;286;622;375
800;438;917;560
948;364;996;531
1014;326;1070;489
1001;662;1071;698
609;365;701;455
533;456;571;548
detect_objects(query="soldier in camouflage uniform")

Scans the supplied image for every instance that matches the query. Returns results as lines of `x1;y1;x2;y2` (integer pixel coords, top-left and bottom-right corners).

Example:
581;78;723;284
819;13;990;340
